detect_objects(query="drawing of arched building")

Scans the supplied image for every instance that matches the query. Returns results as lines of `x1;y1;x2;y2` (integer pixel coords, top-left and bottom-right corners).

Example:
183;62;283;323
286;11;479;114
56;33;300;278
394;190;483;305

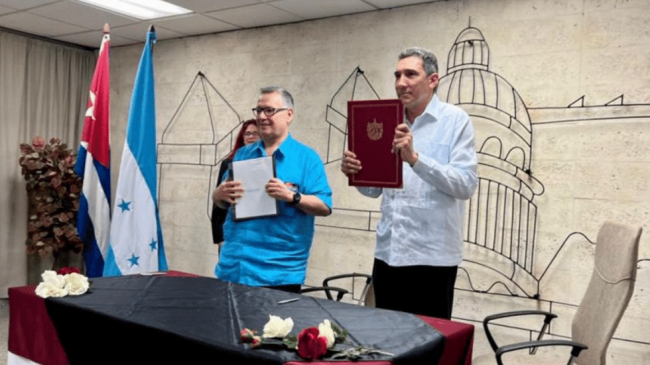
319;25;648;302
319;28;546;297
439;27;545;297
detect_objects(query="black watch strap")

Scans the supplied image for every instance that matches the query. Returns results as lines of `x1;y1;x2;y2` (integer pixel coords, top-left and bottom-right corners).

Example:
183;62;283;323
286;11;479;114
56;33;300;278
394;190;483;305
289;192;301;206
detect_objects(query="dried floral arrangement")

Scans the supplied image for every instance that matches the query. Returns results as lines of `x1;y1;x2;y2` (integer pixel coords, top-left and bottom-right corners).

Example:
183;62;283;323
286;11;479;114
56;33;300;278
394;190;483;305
19;137;83;257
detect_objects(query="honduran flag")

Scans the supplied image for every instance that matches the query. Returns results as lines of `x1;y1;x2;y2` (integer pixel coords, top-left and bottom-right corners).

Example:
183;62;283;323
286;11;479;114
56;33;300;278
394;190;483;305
75;25;111;278
103;27;168;276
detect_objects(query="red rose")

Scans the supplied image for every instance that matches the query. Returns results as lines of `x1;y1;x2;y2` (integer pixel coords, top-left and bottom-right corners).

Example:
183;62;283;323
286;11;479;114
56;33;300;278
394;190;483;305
250;335;263;348
297;327;328;360
56;267;80;275
240;328;256;343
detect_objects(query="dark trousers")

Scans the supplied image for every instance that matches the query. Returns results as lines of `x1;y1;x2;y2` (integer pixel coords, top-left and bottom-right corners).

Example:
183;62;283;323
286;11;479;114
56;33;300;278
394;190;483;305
372;258;458;319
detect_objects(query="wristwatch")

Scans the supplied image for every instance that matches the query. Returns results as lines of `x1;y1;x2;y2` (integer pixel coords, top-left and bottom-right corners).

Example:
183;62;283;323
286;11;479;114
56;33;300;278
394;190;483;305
289;192;301;206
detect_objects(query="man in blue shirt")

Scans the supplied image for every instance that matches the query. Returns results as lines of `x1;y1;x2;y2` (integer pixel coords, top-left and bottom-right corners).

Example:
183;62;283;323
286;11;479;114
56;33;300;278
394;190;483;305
341;47;478;319
213;86;332;293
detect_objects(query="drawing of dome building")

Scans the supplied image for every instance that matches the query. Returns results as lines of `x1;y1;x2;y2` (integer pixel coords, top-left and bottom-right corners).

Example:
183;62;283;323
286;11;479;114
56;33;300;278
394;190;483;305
437;27;544;297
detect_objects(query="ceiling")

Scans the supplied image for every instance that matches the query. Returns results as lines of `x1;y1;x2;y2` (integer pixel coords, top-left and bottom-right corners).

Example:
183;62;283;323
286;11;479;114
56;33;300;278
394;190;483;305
0;0;444;49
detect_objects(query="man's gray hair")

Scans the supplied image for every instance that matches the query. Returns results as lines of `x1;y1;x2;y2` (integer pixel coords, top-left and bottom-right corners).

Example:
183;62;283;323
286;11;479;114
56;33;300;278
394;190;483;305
398;47;438;75
260;86;294;109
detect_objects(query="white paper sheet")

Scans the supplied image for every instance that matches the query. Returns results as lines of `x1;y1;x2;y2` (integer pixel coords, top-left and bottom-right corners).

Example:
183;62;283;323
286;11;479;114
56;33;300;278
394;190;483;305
231;156;278;220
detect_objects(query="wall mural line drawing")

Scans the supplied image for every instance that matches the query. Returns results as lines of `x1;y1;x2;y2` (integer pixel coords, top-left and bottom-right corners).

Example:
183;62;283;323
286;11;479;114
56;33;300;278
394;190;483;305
154;26;649;351
156;71;243;217
439;26;544;299
324;66;380;166
321;25;649;348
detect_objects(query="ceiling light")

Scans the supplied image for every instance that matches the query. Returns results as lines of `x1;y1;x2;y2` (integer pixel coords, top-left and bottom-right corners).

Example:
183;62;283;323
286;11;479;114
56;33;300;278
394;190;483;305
77;0;192;20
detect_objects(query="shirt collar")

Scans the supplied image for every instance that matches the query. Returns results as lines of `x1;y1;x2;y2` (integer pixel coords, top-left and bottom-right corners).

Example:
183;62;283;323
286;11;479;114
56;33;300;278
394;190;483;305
406;94;441;127
249;139;265;156
253;133;295;158
275;133;295;158
422;94;442;121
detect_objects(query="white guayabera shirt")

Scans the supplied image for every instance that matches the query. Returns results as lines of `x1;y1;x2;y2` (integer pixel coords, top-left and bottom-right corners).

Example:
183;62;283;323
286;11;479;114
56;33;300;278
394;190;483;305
359;95;478;267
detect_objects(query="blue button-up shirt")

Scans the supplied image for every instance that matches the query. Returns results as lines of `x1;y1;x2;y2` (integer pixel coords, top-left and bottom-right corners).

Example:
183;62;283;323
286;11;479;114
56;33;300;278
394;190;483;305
360;95;478;267
216;134;333;286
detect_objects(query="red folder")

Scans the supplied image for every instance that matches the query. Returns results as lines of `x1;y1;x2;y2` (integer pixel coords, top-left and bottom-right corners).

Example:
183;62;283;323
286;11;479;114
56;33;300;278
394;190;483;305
347;99;403;188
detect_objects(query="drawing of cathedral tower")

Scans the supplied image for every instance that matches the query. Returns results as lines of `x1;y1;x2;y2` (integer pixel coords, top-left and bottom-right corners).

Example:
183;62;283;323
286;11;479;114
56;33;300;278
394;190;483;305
438;27;544;296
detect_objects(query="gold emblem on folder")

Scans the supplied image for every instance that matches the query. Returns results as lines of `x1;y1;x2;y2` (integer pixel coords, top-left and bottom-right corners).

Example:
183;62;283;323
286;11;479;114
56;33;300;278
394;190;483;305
367;119;383;141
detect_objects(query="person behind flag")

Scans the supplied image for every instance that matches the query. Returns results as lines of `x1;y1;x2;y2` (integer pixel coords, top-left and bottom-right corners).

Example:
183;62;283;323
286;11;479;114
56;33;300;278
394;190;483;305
75;24;111;278
213;86;332;293
211;119;260;247
103;27;167;276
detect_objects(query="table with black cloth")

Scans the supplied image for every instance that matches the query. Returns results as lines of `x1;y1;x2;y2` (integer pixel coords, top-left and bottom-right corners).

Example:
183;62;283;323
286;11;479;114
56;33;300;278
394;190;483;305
8;272;474;365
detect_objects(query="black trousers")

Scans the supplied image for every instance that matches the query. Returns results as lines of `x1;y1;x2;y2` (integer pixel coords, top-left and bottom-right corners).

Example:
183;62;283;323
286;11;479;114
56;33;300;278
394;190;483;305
372;258;458;319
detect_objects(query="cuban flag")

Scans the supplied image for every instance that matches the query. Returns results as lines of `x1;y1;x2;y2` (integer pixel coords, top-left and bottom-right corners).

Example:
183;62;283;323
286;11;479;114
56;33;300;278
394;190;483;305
103;27;168;276
75;27;111;278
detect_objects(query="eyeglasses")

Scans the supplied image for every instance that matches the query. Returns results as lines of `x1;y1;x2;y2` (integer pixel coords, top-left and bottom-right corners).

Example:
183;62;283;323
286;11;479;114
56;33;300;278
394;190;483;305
244;132;259;138
252;107;289;117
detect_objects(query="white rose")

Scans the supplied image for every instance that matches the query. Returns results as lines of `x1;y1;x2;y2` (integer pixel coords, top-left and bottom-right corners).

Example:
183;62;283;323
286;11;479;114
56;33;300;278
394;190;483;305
35;281;68;298
262;315;294;339
41;270;66;289
64;273;90;295
318;319;336;349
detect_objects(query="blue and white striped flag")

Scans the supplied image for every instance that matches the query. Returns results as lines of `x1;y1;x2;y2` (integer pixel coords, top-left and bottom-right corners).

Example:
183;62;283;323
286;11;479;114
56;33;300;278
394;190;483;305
104;27;167;276
75;26;111;278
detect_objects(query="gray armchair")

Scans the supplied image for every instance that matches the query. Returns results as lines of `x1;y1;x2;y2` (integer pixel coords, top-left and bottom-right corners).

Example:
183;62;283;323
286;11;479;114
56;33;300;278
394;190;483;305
483;221;642;365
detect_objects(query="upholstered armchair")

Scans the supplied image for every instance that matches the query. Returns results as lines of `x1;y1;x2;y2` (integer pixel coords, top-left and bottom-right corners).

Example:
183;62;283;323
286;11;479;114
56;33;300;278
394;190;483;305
483;221;642;365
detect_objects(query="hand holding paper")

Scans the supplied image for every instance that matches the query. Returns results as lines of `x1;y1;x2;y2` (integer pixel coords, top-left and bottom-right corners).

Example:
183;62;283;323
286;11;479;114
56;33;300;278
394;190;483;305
213;180;244;207
346;99;404;188
265;178;293;202
231;156;279;220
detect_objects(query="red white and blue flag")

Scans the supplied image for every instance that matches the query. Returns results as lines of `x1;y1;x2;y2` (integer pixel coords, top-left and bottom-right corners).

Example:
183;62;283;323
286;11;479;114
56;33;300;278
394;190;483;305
75;27;111;277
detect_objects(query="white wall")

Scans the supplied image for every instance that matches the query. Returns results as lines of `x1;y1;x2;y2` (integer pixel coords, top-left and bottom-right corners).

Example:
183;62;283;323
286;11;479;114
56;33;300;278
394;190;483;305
108;0;650;363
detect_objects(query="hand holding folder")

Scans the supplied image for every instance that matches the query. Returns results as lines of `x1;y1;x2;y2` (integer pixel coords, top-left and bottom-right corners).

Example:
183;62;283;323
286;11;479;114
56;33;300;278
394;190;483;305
230;156;279;221
346;99;404;188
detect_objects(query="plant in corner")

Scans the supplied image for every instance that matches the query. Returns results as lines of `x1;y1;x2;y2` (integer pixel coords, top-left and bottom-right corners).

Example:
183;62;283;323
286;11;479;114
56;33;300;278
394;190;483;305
19;136;83;269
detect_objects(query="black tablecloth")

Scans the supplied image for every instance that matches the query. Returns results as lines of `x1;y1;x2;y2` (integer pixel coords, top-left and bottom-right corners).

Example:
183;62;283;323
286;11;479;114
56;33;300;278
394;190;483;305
44;275;444;364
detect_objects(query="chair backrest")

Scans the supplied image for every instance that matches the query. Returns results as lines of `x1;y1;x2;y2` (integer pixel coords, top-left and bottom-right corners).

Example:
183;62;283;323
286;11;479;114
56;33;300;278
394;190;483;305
572;221;642;365
300;286;350;301
323;273;374;306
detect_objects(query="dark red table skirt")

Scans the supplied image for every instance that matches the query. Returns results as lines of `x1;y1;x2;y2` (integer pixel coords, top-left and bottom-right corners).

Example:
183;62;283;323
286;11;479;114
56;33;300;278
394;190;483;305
9;271;473;365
